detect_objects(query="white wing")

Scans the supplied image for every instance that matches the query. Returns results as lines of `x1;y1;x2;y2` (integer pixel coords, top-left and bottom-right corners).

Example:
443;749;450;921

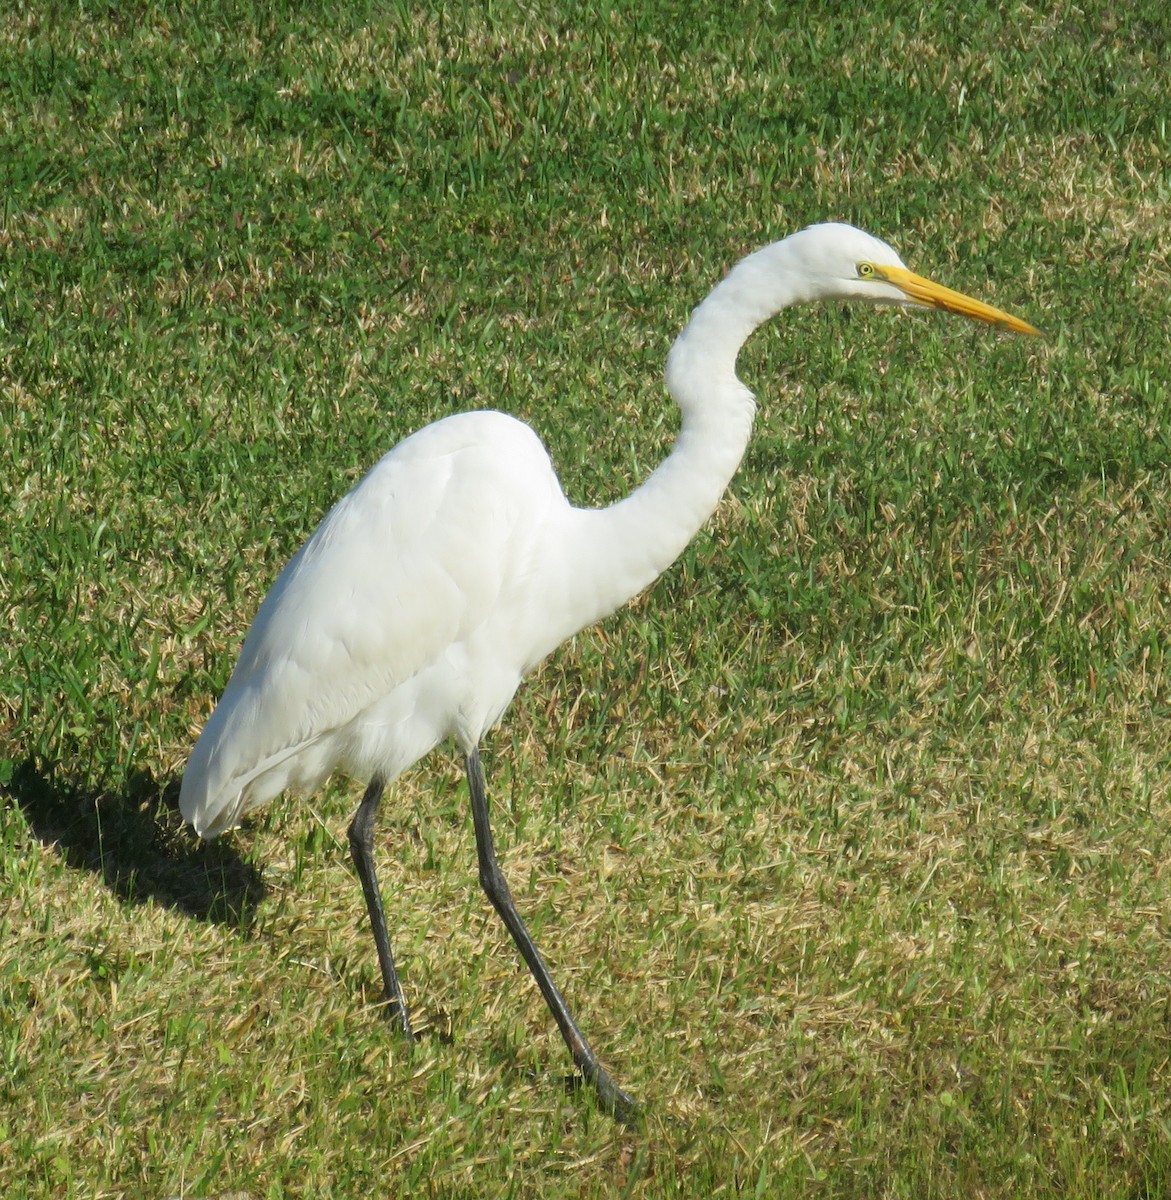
180;410;563;835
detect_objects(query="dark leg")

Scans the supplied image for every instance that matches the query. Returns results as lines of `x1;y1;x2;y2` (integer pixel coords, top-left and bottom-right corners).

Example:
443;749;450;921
348;777;414;1040
465;747;638;1122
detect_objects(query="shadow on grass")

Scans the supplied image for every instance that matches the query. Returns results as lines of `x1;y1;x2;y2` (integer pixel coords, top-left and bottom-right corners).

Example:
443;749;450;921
6;756;265;927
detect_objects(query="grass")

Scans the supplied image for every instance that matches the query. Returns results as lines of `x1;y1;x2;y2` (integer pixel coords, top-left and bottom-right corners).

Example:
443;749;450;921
2;0;1171;1195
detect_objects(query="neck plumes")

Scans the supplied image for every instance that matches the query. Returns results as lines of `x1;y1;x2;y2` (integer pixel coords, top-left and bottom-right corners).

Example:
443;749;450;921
565;238;811;629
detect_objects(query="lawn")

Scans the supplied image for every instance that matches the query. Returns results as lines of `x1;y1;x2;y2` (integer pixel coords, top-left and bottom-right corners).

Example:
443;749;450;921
2;1;1170;1196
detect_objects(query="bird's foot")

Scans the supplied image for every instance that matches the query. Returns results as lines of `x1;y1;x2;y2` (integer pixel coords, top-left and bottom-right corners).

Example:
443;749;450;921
599;1079;641;1127
568;1067;641;1125
379;996;416;1043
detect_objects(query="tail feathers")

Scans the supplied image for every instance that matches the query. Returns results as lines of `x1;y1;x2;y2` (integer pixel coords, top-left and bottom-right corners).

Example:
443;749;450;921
180;719;331;840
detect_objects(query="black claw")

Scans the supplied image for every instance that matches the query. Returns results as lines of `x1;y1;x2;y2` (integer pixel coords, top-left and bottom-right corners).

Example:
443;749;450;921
379;997;416;1042
588;1069;641;1125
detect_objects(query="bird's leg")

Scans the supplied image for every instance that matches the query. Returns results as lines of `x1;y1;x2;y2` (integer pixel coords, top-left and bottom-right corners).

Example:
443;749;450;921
347;777;414;1040
465;748;638;1123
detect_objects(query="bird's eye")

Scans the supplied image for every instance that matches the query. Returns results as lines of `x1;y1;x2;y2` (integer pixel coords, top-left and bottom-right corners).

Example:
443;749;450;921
857;262;876;279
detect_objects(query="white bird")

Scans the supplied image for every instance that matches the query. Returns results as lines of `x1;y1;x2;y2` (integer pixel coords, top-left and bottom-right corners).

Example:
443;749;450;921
180;222;1038;1120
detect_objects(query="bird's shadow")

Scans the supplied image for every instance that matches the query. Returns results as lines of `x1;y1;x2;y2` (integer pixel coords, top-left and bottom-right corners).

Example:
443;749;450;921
5;756;265;927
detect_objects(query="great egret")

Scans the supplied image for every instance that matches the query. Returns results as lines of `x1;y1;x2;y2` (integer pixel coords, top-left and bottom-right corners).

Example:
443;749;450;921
180;222;1038;1120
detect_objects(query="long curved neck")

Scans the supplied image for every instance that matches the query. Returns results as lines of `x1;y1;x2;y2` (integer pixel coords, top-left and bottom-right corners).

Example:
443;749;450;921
562;238;815;631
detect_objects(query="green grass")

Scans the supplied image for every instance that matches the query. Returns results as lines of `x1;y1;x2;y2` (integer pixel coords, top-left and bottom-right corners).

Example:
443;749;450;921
3;0;1171;1195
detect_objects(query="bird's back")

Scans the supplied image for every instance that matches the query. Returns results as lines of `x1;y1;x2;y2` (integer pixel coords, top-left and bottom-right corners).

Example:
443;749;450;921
180;410;569;837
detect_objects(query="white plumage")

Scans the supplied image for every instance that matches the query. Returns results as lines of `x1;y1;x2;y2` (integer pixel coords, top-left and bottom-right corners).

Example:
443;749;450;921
181;223;1037;1119
183;412;565;834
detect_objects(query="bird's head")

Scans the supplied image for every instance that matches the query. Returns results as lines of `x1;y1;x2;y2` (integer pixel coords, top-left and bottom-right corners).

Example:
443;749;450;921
787;222;1040;336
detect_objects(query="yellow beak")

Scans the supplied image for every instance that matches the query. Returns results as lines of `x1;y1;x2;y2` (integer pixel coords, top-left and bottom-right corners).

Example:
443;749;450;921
875;264;1041;336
